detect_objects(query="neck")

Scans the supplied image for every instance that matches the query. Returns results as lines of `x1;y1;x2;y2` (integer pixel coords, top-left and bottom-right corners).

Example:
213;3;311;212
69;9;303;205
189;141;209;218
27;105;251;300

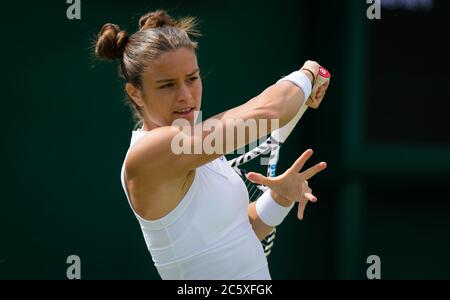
142;120;156;131
141;116;195;131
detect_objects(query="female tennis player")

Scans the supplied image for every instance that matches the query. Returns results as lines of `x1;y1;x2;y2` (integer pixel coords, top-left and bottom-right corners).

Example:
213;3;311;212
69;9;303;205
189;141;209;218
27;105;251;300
95;10;329;280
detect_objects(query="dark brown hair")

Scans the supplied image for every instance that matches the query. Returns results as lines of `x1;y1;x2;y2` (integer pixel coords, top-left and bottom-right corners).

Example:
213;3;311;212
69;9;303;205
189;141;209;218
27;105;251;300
95;10;201;125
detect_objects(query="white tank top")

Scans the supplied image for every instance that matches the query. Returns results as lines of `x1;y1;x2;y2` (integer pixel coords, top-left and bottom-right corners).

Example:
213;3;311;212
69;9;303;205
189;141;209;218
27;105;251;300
120;129;270;280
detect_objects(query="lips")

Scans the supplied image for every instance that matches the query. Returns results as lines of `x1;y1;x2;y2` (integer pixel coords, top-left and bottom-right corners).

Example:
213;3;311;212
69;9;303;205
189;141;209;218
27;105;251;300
174;107;195;115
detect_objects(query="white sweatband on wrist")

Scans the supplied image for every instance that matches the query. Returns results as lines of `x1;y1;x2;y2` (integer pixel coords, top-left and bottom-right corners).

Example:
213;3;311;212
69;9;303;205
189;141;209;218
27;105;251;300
255;189;295;227
277;71;312;101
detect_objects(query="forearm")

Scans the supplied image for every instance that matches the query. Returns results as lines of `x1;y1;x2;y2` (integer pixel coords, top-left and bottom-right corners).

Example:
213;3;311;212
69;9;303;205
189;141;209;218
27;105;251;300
220;79;306;128
207;77;309;155
257;69;314;128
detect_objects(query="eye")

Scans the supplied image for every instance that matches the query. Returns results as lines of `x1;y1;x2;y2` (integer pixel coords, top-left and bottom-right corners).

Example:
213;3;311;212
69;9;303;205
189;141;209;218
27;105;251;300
159;82;174;89
188;76;199;83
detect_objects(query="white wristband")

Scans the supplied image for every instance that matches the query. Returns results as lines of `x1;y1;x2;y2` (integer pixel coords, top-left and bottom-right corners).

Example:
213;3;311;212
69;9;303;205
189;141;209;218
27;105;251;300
277;71;312;101
255;189;295;227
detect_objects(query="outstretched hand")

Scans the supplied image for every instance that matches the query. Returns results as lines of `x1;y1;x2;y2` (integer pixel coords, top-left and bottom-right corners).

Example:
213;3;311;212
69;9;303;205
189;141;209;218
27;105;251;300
246;149;327;220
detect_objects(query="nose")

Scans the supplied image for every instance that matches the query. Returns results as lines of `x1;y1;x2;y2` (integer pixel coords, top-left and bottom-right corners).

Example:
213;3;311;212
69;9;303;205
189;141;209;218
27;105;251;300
176;82;193;103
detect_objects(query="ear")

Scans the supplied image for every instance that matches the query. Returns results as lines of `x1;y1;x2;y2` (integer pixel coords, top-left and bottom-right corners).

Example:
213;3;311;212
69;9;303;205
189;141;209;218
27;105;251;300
125;83;145;107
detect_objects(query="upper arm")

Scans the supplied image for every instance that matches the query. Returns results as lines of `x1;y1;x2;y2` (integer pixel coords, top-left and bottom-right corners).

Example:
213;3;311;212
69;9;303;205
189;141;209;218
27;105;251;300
125;126;198;181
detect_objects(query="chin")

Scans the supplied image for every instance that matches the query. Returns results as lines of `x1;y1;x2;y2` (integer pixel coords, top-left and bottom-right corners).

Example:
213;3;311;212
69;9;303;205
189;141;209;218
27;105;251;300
172;108;199;125
171;115;195;125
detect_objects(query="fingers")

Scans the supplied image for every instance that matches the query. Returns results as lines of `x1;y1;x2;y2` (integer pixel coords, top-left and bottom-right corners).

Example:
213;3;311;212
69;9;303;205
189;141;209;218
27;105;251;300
304;192;317;203
301;60;320;78
289;149;314;174
310;82;328;103
306;100;319;109
316;82;328;98
318;79;330;90
302;161;327;180
246;172;273;186
297;202;305;220
297;192;317;220
308;78;330;109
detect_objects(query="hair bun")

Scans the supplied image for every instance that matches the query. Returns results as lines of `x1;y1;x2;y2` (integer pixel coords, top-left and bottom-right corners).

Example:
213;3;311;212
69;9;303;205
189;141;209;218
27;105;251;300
139;10;176;31
95;23;129;60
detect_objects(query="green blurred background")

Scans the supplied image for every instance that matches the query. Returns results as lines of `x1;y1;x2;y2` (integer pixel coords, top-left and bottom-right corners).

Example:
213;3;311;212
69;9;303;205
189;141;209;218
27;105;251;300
1;0;449;279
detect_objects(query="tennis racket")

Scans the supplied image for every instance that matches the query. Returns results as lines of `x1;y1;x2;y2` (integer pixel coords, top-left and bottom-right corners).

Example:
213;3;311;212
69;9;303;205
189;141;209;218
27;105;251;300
228;66;331;256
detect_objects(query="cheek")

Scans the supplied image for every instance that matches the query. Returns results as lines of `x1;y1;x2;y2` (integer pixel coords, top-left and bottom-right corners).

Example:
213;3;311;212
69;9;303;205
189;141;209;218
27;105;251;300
194;81;203;102
145;92;174;115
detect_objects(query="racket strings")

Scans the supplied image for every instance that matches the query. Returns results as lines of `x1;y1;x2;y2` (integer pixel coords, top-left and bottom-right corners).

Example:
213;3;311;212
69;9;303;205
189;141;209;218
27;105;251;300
239;169;265;201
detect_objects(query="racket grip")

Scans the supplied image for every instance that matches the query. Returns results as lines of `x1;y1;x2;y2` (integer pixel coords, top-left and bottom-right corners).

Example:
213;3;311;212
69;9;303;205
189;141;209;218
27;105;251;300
310;66;331;99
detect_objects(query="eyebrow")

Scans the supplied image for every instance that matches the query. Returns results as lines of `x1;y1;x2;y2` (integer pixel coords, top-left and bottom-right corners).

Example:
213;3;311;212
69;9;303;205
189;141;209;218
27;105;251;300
155;69;200;84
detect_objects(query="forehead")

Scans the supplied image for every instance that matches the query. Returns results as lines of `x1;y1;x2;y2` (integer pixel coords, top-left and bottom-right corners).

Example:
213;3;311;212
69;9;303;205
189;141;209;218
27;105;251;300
145;47;198;80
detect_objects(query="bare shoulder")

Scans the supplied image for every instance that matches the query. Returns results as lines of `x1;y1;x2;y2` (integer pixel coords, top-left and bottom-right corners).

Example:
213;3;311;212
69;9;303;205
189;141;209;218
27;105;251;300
123;126;193;220
125;126;186;181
